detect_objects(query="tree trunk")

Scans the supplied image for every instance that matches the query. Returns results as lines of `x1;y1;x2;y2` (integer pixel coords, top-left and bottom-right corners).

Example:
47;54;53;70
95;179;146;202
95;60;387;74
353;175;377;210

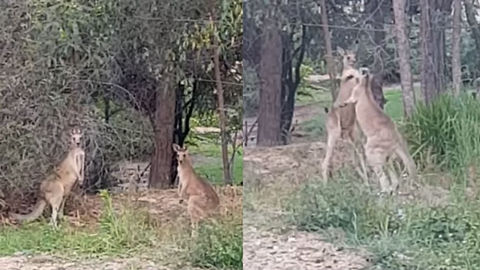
257;22;283;146
213;40;232;185
421;0;451;103
464;0;480;79
319;0;337;100
452;0;462;95
433;0;452;93
280;25;306;144
420;0;437;104
393;0;416;117
149;75;176;189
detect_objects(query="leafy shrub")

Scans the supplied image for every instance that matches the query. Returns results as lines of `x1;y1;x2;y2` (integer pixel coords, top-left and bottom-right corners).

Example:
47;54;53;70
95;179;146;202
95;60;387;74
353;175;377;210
403;94;480;176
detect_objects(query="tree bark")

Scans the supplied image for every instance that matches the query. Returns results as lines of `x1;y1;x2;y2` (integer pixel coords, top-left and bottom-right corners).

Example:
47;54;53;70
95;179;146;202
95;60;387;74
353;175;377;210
393;0;416;117
280;25;306;144
420;0;437;104
149;74;176;189
452;0;462;95
213;39;232;185
257;22;283;146
464;0;480;79
319;0;337;100
420;0;451;103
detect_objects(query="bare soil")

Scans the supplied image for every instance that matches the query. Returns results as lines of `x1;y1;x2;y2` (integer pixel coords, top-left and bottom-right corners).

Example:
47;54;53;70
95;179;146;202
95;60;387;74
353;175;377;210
243;226;370;270
0;255;172;270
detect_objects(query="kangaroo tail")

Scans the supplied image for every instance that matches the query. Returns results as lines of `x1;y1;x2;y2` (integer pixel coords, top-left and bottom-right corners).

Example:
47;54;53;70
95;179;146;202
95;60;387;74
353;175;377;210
395;143;417;180
10;199;47;222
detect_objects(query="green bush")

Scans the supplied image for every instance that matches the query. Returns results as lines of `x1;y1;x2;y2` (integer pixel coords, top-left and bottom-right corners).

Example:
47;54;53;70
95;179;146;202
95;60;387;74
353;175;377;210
190;218;243;269
403;94;480;176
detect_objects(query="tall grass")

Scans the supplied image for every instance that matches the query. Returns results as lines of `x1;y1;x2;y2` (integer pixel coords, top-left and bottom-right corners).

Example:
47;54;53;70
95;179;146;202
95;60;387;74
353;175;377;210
403;94;480;177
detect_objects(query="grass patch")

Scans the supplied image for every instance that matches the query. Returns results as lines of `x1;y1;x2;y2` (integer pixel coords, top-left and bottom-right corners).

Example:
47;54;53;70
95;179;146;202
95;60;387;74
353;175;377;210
287;175;480;269
384;89;403;121
0;190;243;269
190;143;243;185
296;86;332;106
299;115;326;139
0;192;159;257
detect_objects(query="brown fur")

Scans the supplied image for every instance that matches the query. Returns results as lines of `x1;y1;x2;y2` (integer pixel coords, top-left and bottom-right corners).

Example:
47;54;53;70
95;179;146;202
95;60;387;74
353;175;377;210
173;144;220;235
10;128;85;227
321;48;362;181
335;74;417;193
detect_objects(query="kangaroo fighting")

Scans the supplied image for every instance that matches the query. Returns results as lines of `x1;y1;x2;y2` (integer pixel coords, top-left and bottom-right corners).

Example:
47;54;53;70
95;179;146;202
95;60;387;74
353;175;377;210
334;73;417;193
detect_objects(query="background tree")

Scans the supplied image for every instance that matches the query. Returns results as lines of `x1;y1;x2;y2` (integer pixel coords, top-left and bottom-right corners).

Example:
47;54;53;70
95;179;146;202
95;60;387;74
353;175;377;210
393;0;416;116
0;0;242;202
320;0;337;100
257;14;283;146
452;0;462;95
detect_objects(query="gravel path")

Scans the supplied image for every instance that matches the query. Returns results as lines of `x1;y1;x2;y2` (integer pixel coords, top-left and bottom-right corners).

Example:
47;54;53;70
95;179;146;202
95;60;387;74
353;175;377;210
243;226;370;270
0;255;173;270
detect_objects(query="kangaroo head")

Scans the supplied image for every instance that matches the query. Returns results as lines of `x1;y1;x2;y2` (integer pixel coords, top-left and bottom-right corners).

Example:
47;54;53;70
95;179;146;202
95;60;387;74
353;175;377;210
172;143;189;165
338;47;356;69
344;73;370;105
70;127;83;148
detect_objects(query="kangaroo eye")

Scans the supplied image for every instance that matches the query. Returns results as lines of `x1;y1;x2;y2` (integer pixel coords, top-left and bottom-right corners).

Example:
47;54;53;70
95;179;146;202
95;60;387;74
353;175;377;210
347;56;351;60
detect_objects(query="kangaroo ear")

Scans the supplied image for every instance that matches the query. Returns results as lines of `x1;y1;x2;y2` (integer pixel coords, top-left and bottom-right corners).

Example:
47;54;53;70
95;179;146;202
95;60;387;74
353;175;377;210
337;47;345;56
172;144;181;152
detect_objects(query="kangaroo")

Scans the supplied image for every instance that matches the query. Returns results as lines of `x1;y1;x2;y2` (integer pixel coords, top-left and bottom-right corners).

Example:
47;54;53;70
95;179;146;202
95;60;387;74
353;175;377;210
10;128;85;227
334;73;417;193
321;47;363;181
173;144;220;235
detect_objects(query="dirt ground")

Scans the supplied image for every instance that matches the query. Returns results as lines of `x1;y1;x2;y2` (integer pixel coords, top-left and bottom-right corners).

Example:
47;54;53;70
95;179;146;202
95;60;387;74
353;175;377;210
0;255;173;270
0;186;242;270
243;225;369;270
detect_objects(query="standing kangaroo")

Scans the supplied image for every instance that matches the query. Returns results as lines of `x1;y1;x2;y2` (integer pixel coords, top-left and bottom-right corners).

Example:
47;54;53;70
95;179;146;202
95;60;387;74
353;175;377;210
334;73;417;193
321;47;362;181
173;144;220;235
10;128;85;227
